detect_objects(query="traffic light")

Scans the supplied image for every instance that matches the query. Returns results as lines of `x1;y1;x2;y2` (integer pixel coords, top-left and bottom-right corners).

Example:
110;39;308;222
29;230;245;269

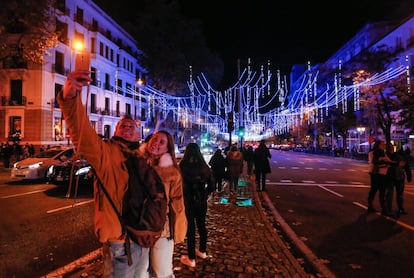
228;122;234;132
227;112;234;132
238;126;245;138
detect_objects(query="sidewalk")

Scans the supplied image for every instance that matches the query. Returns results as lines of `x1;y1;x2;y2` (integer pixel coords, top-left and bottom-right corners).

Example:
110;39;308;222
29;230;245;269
45;177;323;277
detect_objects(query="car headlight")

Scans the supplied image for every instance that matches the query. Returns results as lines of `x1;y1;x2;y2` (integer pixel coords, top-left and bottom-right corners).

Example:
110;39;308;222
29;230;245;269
29;162;43;169
75;166;91;176
47;165;54;175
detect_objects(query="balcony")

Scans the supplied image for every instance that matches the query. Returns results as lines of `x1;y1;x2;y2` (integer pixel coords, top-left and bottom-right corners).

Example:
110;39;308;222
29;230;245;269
1;96;27;106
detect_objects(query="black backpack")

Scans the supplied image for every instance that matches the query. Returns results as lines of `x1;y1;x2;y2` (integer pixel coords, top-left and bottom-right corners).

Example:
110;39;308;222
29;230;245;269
96;153;167;265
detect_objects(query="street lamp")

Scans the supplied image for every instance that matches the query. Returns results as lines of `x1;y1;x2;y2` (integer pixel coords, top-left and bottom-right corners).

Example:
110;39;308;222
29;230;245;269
64;40;85;144
357;126;366;152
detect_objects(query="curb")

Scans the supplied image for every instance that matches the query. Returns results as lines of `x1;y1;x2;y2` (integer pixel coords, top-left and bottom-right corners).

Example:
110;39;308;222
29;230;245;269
261;192;337;278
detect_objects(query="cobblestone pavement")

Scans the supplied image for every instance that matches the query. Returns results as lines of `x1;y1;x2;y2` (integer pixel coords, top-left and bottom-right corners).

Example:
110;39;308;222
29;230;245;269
46;178;315;278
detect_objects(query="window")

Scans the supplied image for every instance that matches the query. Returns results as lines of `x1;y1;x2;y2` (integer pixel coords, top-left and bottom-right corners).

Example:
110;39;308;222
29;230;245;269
90;94;96;113
105;97;110;115
54;51;64;74
54;84;63;108
91;38;96;53
92;19;98;31
126;103;131;116
116;101;120;117
99;42;104;56
56;20;68;44
75;7;84;25
10;80;22;104
104;125;111;138
9;116;21;140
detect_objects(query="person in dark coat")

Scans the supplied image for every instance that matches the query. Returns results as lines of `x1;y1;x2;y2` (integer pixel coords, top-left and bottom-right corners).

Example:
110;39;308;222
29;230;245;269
253;140;271;191
243;145;254;177
226;145;244;192
387;145;412;215
179;143;213;268
209;149;227;192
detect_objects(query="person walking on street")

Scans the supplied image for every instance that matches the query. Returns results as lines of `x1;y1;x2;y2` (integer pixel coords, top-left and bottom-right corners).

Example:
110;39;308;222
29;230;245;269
226;145;243;192
59;70;165;277
243;145;254;177
138;130;187;277
1;142;13;168
208;149;227;192
387;145;412;215
253;140;271;192
179;143;213;268
370;140;394;216
367;142;380;212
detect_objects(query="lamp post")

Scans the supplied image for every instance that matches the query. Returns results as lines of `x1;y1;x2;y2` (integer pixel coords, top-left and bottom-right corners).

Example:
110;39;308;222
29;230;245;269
64;40;84;144
357;126;366;152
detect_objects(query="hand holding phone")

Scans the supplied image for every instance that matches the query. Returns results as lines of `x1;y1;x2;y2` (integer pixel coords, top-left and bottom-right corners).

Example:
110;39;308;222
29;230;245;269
75;52;90;72
75;52;90;82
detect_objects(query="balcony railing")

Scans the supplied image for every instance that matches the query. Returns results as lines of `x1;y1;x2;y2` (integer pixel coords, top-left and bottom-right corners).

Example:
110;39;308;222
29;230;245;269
1;96;27;106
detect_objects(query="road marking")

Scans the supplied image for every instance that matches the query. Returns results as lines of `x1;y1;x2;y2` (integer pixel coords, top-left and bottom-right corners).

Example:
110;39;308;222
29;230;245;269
350;181;364;185
318;168;328;170
270;181;369;187
47;199;94;214
305;167;314;170
1;189;48;199
325;181;338;184
318;185;344;197
302;180;315;183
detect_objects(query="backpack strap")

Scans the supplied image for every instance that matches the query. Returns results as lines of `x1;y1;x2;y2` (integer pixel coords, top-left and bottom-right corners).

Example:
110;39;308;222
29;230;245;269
95;173;133;266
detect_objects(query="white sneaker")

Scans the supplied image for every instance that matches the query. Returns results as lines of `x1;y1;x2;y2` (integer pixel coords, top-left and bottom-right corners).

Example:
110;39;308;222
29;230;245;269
196;250;209;259
180;255;196;267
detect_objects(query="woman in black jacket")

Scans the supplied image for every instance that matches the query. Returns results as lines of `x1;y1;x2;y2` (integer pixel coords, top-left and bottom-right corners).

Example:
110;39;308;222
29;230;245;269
253;140;271;191
208;149;227;192
179;143;213;268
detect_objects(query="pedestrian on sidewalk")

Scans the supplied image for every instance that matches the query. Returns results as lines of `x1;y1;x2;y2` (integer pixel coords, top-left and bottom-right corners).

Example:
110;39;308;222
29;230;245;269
253;140;271;191
226;145;243;192
179;143;213;268
208;148;227;192
59;70;165;277
138;131;187;277
243;145;255;177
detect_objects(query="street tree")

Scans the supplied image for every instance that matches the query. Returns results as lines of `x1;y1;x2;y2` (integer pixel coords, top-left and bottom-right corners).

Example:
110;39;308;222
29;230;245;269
95;0;224;96
0;0;58;67
342;45;406;144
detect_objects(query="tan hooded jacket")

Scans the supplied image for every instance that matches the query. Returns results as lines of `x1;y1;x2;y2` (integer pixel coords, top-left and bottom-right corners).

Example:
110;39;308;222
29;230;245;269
150;152;187;243
58;92;138;243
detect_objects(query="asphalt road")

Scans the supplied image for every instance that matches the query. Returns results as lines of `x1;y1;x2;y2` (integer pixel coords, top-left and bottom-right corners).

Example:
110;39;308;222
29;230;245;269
1;150;414;277
264;150;414;278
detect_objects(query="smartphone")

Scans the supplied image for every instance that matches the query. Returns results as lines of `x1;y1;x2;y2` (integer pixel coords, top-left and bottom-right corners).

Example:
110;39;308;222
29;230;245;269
75;52;90;71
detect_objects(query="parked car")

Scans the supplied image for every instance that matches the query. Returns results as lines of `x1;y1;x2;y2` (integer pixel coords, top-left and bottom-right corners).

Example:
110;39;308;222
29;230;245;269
46;157;93;186
11;146;75;180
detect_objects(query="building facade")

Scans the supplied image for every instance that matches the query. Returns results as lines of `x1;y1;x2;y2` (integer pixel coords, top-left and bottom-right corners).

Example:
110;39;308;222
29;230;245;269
0;0;147;149
288;12;414;153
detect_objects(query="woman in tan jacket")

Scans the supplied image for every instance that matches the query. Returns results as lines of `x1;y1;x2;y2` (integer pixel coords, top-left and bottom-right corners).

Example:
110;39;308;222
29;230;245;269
139;130;187;277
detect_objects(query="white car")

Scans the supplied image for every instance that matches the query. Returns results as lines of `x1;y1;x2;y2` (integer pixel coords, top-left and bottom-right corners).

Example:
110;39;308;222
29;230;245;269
11;146;75;180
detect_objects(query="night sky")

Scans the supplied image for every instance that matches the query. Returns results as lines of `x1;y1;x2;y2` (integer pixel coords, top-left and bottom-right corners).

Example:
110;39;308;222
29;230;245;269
94;0;414;85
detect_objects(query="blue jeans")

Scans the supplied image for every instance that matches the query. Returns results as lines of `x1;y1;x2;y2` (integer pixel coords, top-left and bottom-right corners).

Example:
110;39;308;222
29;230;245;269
103;240;150;278
150;237;175;277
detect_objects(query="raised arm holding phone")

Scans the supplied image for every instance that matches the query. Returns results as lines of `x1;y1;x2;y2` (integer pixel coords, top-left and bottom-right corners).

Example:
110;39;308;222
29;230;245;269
59;70;166;277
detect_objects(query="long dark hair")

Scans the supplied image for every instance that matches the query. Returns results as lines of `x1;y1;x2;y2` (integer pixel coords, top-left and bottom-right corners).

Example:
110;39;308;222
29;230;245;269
180;143;208;168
